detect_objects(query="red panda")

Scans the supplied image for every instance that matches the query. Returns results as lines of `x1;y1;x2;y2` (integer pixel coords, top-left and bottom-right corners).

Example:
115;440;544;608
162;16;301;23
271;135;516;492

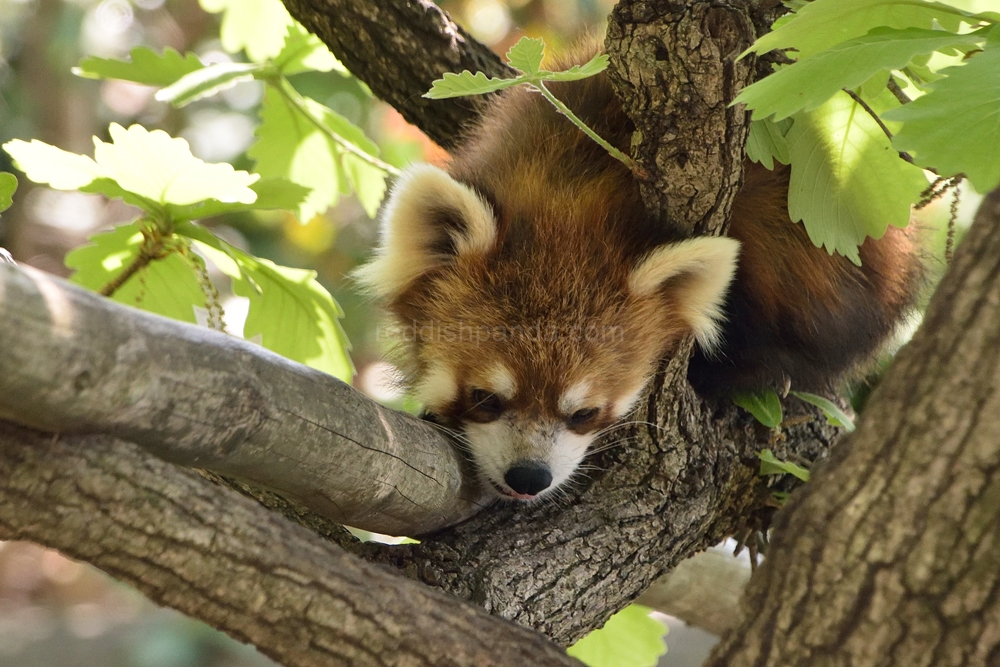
355;62;923;502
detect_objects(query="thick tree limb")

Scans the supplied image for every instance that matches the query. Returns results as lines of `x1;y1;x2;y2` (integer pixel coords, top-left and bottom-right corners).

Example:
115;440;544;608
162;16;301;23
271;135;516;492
280;0;512;149
0;423;578;667
0;262;487;537
706;191;1000;666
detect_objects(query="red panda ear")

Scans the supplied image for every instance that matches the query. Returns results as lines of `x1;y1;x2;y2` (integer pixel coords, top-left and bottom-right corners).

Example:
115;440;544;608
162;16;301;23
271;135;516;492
353;164;497;299
629;237;741;352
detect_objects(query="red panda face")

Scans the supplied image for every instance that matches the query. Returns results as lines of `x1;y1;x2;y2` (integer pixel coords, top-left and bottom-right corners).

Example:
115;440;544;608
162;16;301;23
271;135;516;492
356;165;739;500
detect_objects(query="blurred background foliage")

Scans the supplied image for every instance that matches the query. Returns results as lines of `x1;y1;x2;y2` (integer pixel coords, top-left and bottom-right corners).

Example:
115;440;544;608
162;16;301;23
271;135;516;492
0;0;979;665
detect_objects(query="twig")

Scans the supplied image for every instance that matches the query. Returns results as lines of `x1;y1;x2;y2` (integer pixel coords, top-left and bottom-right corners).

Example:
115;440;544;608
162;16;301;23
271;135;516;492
887;77;912;105
100;229;167;297
842;88;916;165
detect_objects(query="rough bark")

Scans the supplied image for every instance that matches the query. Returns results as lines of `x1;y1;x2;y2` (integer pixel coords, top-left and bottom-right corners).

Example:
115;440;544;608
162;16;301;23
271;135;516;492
605;0;756;236
0;262;486;537
280;0;513;149
0;423;579;667
706;190;1000;666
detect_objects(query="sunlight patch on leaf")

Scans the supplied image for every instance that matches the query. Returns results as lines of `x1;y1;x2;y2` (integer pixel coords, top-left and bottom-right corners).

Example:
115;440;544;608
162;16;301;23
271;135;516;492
567;605;667;667
199;0;294;62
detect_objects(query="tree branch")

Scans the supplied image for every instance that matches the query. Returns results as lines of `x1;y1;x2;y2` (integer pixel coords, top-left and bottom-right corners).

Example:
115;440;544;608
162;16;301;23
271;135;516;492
0;422;578;667
280;0;513;149
706;190;1000;665
0;262;487;537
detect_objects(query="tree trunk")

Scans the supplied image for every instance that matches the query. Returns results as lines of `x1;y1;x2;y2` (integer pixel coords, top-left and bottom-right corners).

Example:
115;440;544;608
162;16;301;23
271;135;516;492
706;190;1000;666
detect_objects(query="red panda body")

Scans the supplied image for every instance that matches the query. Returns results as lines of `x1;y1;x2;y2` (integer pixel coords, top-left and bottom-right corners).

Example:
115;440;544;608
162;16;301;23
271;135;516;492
357;66;923;501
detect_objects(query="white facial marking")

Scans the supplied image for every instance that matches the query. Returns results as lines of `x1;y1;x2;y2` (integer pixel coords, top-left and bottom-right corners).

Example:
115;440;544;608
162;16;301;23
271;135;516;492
559;380;593;415
611;381;648;420
414;362;458;412
483;363;517;399
549;429;594;491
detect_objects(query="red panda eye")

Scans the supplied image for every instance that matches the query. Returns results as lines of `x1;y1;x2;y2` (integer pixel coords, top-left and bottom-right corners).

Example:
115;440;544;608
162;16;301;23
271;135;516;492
568;407;599;428
467;389;504;421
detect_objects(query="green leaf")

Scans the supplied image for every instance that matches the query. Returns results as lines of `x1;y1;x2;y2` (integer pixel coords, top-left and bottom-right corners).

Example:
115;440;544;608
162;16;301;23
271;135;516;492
736;27;988;122
6;125;260;209
167;177;311;221
786;91;927;263
0;172;17;214
543;53;610;81
65;222;205;323
746;117;793;169
567;605;667;667
745;0;978;59
199;0;294;62
93;124;259;206
342;154;387;218
156;62;263;107
884;29;1000;192
424;70;523;99
758;449;811;482
250;85;339;220
273;22;347;76
506;36;546;75
733;389;783;428
189;230;353;380
4;139;102;190
789;391;856;431
74;47;204;86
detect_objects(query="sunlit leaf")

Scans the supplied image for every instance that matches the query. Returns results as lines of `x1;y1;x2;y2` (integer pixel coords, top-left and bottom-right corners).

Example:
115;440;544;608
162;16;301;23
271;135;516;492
156;62;263;107
273;22;347;76
745;0;977;59
424;71;523;99
567;605;667;667
733;389;783;428
543;53;610;81
65;222;205;323
199;0;294;62
342;154;387;218
0;172;17;213
506;36;545;75
736;27;988;121
786;92;926;263
884;28;1000;192
74;47;204;86
758;449;811;482
4;139;102;190
168;177;311;221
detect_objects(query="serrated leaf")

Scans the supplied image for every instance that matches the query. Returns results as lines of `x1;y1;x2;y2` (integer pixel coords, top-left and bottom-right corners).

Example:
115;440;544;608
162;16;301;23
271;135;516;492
506;36;545;75
884;30;1000;192
167;177;311;221
74;47;204;86
733;389;783;428
250;86;339;220
746;0;976;59
786;92;927;263
423;70;523;99
736;27;988;122
4;139;102;190
65;222;205;323
758;449;811;482
199;0;294;62
789;391;856;431
0;173;17;213
567;605;667;667
94;124;259;206
156;62;263;107
746;117;793;169
273;22;347;76
543;53;610;82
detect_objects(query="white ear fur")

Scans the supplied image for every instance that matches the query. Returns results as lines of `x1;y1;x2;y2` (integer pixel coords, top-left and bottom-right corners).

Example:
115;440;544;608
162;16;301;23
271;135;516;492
629;236;741;352
354;164;496;299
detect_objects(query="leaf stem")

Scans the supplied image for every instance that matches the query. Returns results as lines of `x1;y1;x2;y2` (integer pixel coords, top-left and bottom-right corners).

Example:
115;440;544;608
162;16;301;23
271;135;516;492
842;89;916;165
270;79;401;177
533;81;638;173
100;227;168;297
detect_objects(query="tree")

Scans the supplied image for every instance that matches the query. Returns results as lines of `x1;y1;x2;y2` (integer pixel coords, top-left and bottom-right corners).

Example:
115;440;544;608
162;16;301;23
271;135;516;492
2;0;1000;665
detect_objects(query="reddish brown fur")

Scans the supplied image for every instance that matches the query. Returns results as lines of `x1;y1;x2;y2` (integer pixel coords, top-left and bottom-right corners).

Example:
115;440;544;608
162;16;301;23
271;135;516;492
382;59;923;418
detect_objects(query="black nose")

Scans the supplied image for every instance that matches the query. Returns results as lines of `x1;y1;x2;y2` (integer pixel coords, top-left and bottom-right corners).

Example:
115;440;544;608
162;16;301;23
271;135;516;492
504;463;553;496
